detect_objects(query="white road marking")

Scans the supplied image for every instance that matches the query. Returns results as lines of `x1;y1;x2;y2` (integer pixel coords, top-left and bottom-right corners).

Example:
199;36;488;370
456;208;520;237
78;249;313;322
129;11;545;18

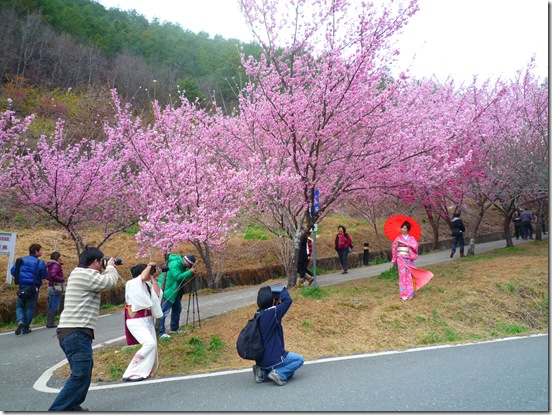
34;333;547;393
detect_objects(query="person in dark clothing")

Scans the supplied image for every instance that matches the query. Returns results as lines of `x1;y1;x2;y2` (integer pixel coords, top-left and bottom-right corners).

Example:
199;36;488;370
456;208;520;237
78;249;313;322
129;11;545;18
520;209;533;240
46;251;65;328
450;213;466;258
252;286;304;386
11;243;48;335
296;233;314;287
512;210;523;240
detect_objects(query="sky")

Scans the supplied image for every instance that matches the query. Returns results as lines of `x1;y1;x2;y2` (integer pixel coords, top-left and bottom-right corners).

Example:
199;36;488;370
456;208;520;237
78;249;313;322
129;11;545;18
96;0;548;84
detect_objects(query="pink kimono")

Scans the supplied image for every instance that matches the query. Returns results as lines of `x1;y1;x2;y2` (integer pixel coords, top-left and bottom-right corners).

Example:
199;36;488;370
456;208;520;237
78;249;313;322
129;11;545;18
391;234;433;299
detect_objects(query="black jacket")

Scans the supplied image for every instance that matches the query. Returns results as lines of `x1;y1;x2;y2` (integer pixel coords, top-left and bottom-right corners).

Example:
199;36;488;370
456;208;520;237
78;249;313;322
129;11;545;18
451;217;465;236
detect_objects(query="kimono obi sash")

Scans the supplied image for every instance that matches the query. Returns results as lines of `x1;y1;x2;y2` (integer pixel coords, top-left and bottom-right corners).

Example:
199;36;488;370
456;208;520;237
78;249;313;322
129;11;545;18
125;304;152;319
397;246;410;256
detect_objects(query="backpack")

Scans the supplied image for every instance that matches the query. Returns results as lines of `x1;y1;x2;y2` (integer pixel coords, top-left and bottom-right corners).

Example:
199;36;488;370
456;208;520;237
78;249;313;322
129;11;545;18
13;258;23;285
236;311;265;361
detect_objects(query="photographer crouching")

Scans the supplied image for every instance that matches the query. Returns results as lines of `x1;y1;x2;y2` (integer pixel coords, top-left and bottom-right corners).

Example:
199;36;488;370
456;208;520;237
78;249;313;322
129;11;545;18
49;247;121;412
253;285;304;386
122;262;163;382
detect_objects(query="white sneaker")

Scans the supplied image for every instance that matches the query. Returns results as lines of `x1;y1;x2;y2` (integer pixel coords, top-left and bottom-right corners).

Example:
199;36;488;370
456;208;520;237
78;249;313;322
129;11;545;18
160;333;171;339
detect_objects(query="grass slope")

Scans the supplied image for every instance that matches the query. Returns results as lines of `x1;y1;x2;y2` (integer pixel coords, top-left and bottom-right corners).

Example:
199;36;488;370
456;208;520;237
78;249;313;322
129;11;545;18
54;240;548;383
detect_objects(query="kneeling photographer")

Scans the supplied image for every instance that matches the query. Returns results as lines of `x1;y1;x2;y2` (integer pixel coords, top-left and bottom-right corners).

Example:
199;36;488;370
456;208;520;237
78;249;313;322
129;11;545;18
253;284;304;386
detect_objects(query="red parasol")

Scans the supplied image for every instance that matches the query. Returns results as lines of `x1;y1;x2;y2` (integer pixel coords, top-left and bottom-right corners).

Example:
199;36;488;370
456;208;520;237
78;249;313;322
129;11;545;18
384;215;422;241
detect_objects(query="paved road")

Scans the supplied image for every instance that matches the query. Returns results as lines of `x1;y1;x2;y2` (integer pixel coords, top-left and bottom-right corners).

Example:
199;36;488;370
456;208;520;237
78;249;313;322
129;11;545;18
0;237;547;411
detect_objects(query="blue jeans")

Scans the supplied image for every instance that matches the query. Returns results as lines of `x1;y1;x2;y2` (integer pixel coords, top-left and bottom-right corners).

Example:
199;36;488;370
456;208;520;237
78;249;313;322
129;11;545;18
522;221;533;239
15;290;37;332
48;287;62;311
260;352;304;382
159;294;184;335
451;234;465;255
170;294;182;332
337;248;349;271
49;331;93;411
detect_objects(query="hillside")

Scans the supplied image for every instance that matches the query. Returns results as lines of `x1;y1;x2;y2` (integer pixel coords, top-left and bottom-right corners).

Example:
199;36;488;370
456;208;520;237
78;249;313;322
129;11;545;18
0;0;262;113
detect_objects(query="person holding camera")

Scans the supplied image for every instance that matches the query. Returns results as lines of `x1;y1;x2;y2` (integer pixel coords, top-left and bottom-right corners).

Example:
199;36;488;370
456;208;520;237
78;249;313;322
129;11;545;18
49;247;120;412
252;285;304;386
157;254;197;339
122;262;163;382
11;243;48;335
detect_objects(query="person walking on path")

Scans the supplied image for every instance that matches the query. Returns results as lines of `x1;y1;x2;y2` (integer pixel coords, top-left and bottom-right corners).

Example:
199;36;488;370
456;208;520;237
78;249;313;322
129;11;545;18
46;252;65;328
512;210;523;240
11;243;48;335
520;209;534;240
450;212;466;258
122;263;163;382
157;254;196;339
48;247;120;412
334;225;353;274
252;286;304;386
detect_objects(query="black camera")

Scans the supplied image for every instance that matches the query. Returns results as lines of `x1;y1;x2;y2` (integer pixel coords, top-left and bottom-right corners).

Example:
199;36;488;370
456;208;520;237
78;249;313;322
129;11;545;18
103;257;122;267
150;265;169;275
270;283;285;298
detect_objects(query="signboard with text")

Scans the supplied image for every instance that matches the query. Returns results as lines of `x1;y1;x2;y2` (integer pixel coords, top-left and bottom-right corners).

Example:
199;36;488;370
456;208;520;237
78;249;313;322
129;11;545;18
0;232;17;284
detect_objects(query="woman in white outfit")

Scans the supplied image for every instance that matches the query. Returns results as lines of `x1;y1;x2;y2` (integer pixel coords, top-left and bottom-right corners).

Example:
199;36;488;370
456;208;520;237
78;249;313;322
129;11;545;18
123;262;163;382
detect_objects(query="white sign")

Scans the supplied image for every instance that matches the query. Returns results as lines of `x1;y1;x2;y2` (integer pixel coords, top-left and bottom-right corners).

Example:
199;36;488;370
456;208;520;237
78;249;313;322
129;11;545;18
0;232;17;284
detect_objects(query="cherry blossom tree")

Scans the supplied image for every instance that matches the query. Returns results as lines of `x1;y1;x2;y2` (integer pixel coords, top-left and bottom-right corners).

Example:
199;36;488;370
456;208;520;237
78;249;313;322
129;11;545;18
0;104;139;257
232;0;428;286
472;63;548;246
106;92;249;288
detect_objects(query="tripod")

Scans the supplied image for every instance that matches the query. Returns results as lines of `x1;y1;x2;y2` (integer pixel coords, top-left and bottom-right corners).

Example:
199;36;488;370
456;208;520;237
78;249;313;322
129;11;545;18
185;275;201;328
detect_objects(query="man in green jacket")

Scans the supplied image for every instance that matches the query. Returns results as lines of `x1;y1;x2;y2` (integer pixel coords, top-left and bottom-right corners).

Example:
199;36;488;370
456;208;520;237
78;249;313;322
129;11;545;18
158;254;196;338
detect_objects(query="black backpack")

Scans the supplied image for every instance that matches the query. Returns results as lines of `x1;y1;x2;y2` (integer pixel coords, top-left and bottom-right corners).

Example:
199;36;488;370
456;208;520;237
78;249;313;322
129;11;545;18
13;258;23;285
236;311;265;361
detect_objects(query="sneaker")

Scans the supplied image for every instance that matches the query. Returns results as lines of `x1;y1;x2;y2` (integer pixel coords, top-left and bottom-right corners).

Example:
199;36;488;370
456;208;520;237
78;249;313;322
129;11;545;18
15;321;23;336
22;328;32;334
253;365;264;383
160;333;171;339
73;405;89;411
267;369;286;386
341;270;348;274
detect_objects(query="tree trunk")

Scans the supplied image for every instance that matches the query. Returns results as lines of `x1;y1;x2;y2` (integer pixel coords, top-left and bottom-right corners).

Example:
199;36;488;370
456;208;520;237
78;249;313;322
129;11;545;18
424;205;439;250
535;199;545;241
192;241;214;288
287;232;302;288
503;215;513;247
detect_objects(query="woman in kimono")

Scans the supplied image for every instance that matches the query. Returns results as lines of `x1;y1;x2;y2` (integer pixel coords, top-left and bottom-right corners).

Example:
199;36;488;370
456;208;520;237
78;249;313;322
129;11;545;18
391;221;433;300
123;262;163;382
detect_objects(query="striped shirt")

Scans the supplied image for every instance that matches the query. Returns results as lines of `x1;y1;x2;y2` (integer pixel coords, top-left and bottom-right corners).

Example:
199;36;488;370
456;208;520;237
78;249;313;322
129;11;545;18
58;265;119;331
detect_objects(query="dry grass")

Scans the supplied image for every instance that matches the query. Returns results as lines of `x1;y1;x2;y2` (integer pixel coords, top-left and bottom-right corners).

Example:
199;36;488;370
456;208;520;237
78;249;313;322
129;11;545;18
55;240;548;383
